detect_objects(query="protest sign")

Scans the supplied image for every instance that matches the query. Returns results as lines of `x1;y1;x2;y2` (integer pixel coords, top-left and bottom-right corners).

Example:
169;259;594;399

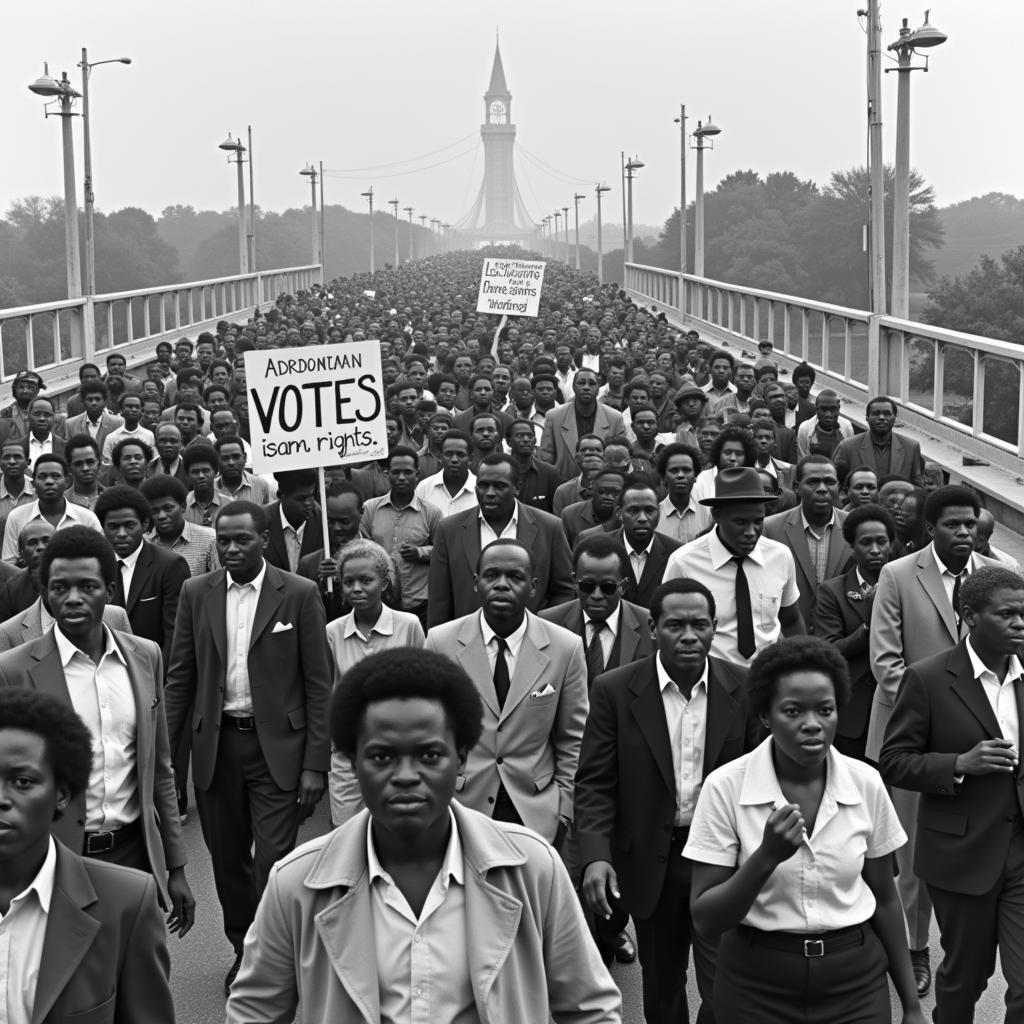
244;342;387;475
476;257;546;317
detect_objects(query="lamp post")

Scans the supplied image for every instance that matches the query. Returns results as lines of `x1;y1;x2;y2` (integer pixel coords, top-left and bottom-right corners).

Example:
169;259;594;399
595;183;611;285
443;223;450;253
887;10;947;319
419;214;428;258
319;160;326;277
624;156;644;266
866;0;887;314
403;207;414;261
388;198;400;264
674;104;688;275
219;134;248;274
299;164;319;266
573;193;585;271
552;211;562;263
28;65;83;298
248;127;257;271
361;187;375;273
562;206;570;265
692;118;721;279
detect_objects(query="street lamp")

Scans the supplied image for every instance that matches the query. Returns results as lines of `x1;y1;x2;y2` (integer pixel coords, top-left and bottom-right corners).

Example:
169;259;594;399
595;183;611;284
361;188;375;273
442;223;450;253
388;198;400;264
573;193;586;271
219;134;248;274
28;65;83;297
674;104;688;275
624;156;644;266
552;211;562;262
418;214;428;258
887;10;947;319
562;207;570;265
403;206;414;261
299;164;319;267
692;117;721;279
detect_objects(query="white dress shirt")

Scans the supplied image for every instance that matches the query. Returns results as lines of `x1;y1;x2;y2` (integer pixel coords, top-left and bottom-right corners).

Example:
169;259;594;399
966;638;1023;752
27;435;53;463
279;505;305;574
2;500;101;563
656;653;708;825
0;837;56;1024
55;625;138;831
479;505;518;549
480;610;528;679
414;471;478;519
116;542;143;600
932;544;980;609
223;560;267;716
625;535;654;584
584;604;620;666
101;424;156;467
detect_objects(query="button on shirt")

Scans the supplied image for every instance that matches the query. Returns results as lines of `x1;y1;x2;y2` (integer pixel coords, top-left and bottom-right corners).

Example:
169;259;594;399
801;509;837;587
584;604;620;666
414;471;478;519
2;500;101;563
967;637;1023;752
0;836;56;1024
663;529;800;666
27;434;54;463
56;624;138;831
685;737;906;932
223;561;266;716
368;810;475;1024
656;495;712;545
656;653;708;825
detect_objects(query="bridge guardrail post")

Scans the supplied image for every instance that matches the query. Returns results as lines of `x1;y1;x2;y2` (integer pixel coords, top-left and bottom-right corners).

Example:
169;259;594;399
867;314;883;397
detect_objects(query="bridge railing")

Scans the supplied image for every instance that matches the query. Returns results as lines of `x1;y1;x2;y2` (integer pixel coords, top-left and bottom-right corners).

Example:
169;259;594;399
625;262;1024;474
0;263;321;396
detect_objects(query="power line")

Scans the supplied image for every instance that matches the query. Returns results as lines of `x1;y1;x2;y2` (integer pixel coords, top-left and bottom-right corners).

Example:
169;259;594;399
323;144;479;181
322;130;479;173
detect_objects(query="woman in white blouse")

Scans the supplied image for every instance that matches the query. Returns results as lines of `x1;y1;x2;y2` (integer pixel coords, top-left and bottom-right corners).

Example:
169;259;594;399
325;539;424;825
685;637;924;1024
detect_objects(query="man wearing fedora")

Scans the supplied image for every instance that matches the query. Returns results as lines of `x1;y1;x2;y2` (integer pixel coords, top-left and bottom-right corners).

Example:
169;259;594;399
673;385;708;451
662;466;805;665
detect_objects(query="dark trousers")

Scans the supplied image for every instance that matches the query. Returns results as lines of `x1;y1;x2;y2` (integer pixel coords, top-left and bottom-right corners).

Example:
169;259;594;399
714;924;890;1023
633;832;717;1024
82;820;151;874
196;720;301;953
928;826;1024;1023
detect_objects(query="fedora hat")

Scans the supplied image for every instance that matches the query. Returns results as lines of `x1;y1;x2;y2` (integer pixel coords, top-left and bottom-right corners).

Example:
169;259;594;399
699;466;774;506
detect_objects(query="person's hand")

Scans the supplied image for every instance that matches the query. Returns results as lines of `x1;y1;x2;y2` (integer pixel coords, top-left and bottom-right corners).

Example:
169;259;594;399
760;803;806;865
955;739;1019;776
166;868;196;937
316;558;338;583
582;860;620;920
398;542;419;562
297;770;326;819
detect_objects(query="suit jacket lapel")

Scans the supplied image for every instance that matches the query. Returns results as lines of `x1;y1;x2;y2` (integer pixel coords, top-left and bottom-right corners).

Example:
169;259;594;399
629;661;675;794
27;633;72;704
617;603;646;665
207;572;228;666
116;634;156;793
703;661;740;773
460;511;483;581
784;515;816;591
916;554;958;643
248;568;285;650
559;405;578;453
126;543;154;612
313;884;381;1024
457;617;499;717
891;433;906;475
843;567;871;625
22;599;43;641
949;645;1002;739
514;502;539;557
502;618;548;717
32;846;101;1024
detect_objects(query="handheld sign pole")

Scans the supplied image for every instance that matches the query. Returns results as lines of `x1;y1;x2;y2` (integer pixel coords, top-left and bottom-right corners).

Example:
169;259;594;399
490;314;508;362
319;466;333;595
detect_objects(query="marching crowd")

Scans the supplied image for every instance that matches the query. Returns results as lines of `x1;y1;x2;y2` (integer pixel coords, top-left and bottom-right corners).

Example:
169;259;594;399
1;248;1022;1024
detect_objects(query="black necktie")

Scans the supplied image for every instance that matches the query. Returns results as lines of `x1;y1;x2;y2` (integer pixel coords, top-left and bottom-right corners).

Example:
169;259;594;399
952;571;965;626
733;555;756;658
493;636;510;709
114;560;127;606
586;620;606;686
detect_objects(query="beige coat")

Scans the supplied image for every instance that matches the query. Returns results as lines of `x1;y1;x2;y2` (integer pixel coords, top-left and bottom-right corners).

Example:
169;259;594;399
226;802;621;1024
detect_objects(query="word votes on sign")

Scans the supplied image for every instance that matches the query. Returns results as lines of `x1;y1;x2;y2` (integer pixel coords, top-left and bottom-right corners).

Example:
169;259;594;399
476;257;546;318
244;342;388;474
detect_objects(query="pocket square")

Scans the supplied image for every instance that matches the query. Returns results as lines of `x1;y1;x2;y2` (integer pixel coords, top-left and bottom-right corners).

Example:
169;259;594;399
140;596;157;603
530;683;556;698
271;621;294;634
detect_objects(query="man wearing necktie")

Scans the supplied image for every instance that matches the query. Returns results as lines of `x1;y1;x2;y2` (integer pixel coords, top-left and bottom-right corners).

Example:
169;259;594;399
424;538;588;846
881;566;1024;1020
662;467;805;666
869;484;1003;997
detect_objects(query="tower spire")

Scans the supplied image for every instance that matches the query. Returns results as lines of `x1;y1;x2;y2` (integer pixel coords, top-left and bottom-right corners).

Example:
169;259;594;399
488;38;509;96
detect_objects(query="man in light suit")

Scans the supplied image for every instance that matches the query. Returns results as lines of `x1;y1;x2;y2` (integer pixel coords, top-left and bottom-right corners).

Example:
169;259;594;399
763;455;852;632
0;688;175;1024
869;484;1000;995
427;454;575;629
540;368;625;480
881;567;1024;1022
164;499;333;993
0;526;194;932
833;394;925;486
61;379;124;450
425;538;588;845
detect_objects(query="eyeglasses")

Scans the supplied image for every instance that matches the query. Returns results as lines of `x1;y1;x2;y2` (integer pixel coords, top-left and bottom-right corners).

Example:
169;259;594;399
575;579;623;596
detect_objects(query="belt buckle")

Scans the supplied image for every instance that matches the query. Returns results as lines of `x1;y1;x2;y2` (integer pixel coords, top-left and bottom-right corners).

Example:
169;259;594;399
86;831;115;854
803;939;824;958
237;717;254;732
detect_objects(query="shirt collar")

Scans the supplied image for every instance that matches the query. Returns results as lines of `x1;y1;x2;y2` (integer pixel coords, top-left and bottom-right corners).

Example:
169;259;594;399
966;637;1024;685
367;807;464;889
227;559;267;593
800;508;837;534
8;835;57;917
931;543;976;578
0;479;32;501
383;492;423;512
584;602;621;638
342;604;396;640
53;623;126;668
739;736;862;807
660;494;699;518
479;609;529;659
478;504;518;531
280;504;305;534
118;542;143;571
655;652;709;696
625;534;654;558
708;526;766;568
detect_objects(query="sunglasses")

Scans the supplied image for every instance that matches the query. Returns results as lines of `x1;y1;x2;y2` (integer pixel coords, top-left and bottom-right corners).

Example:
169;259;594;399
575;579;623;596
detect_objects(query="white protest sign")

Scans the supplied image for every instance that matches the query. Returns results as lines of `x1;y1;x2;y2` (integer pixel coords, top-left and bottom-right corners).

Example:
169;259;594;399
476;257;546;317
244;342;387;475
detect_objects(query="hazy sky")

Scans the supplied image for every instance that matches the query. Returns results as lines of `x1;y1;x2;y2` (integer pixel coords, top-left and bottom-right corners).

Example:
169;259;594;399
4;0;1022;235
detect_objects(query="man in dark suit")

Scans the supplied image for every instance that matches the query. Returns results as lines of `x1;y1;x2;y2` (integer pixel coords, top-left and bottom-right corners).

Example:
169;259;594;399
576;578;757;1024
833;394;925;486
0;688;175;1024
95;485;190;664
560;469;623;546
427;454;575;629
763;455;852;631
164;499;332;993
813;503;895;760
262;469;324;573
20;396;67;464
62;379;124;452
880;566;1024;1021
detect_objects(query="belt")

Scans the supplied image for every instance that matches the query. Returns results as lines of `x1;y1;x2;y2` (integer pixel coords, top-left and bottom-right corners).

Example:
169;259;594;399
84;818;143;855
222;714;256;731
740;923;867;958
